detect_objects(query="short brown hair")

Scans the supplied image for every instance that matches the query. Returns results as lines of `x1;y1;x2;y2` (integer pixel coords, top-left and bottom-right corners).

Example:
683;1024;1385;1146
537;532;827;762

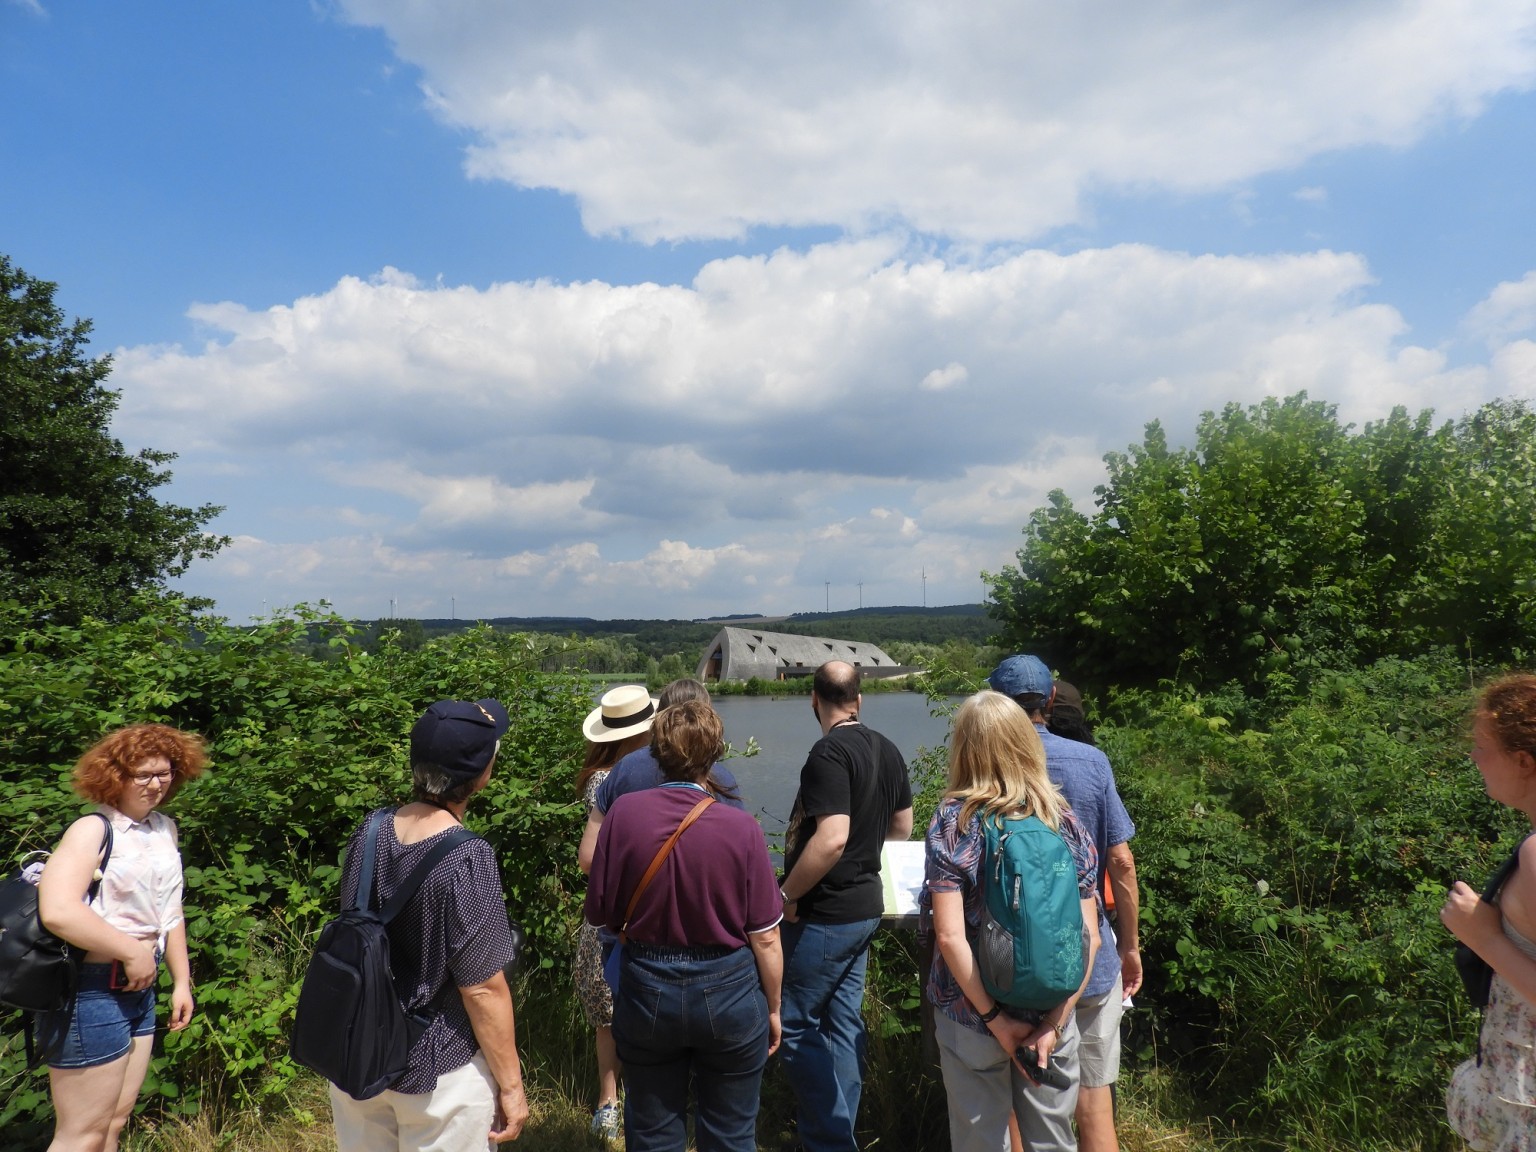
651;700;724;784
73;724;208;807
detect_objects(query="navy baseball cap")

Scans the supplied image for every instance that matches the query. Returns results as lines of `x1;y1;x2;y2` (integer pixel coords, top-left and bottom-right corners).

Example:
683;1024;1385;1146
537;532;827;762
987;655;1054;700
410;699;510;780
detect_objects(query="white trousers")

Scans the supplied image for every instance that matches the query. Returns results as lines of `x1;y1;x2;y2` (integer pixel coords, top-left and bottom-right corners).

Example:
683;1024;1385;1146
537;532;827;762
331;1052;496;1152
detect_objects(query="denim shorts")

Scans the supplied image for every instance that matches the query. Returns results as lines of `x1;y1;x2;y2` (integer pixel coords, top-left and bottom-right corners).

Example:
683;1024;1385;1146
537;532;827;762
38;962;157;1069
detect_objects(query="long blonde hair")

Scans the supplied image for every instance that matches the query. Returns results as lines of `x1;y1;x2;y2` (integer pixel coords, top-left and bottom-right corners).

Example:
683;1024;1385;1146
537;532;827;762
946;690;1067;831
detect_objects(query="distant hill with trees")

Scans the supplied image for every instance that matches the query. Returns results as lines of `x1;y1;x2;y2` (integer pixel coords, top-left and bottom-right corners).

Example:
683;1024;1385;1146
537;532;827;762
359;604;999;686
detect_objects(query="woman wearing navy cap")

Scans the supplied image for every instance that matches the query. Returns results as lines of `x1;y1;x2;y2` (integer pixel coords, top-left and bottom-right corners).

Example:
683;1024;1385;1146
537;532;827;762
326;698;528;1149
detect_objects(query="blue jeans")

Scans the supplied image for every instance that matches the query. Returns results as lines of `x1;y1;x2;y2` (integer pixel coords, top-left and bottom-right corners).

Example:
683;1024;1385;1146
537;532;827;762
779;916;881;1152
614;944;769;1152
36;962;157;1069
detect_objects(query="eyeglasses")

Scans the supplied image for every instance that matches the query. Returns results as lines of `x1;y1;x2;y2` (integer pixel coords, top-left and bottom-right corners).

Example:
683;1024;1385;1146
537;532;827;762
128;770;175;785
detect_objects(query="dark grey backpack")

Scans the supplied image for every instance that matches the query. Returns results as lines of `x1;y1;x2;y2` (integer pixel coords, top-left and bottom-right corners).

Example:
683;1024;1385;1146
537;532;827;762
289;810;475;1100
0;813;113;1013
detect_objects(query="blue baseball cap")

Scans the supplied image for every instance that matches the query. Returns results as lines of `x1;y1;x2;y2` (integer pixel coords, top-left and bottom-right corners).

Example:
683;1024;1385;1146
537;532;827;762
410;698;510;780
987;655;1054;700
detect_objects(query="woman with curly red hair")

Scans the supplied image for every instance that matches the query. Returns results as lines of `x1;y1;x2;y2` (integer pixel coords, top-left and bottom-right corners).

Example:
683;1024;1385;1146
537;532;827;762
35;723;206;1152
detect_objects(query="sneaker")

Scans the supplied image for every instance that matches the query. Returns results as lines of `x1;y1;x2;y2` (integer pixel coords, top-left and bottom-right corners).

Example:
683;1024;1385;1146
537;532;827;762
591;1101;621;1143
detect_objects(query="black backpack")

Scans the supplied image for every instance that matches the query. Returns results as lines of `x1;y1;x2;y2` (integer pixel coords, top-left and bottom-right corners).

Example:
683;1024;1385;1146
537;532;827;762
1455;835;1531;1010
289;810;475;1100
0;812;114;1013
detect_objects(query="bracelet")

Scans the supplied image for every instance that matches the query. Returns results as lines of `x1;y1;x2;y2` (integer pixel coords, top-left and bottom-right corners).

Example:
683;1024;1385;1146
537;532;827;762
1052;1020;1065;1039
977;1001;1002;1024
781;888;795;904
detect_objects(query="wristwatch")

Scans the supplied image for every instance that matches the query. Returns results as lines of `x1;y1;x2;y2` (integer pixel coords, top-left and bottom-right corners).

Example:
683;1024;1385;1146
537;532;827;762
977;1002;1002;1024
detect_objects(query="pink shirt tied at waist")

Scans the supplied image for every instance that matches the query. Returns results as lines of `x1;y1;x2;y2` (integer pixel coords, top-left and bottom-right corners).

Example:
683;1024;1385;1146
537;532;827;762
90;805;184;950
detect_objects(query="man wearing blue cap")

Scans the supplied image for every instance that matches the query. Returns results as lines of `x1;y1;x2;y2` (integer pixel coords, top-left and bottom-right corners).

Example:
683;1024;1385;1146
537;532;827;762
988;658;1142;1152
328;698;529;1150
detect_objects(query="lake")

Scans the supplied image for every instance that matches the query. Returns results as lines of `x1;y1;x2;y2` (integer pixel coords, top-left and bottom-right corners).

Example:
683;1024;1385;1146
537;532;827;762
711;692;956;840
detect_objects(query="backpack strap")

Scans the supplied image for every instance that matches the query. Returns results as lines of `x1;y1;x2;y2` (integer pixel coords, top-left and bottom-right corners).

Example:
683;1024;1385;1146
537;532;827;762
370;818;480;1030
350;809;391;914
84;812;113;905
1480;833;1531;904
348;809;479;920
377;826;479;926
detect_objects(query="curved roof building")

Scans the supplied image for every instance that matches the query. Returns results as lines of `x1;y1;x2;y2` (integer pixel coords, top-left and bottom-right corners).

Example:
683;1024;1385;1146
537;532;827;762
695;626;903;682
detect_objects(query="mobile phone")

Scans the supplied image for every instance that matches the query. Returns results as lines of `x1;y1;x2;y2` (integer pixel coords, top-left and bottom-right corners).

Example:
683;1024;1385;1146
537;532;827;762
109;960;128;990
1014;1046;1072;1091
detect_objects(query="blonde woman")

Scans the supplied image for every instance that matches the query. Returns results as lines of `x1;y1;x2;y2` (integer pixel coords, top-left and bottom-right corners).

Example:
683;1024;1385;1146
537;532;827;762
920;691;1100;1152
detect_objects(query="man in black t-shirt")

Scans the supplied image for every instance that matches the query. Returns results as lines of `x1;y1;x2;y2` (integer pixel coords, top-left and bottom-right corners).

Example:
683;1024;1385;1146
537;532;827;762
779;661;913;1152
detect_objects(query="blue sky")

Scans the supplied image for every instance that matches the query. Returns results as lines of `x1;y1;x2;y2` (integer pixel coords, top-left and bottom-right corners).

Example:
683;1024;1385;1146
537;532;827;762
5;1;1536;622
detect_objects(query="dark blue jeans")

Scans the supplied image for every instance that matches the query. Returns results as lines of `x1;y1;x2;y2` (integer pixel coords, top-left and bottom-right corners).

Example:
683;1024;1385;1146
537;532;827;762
779;916;881;1152
614;944;769;1152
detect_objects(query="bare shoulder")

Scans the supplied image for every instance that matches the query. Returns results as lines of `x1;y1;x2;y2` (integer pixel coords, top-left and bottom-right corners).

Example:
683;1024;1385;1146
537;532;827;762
58;811;111;850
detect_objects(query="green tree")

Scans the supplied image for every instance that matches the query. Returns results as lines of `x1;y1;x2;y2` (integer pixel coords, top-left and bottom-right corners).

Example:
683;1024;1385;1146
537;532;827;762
986;392;1536;692
0;255;225;619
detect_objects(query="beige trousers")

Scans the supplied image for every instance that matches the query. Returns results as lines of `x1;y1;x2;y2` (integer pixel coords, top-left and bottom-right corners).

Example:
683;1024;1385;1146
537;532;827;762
331;1051;496;1152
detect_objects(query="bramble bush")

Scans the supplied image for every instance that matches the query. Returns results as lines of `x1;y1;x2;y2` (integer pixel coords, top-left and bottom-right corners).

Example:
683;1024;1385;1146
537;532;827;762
0;598;591;1141
1099;650;1522;1149
1;595;1518;1151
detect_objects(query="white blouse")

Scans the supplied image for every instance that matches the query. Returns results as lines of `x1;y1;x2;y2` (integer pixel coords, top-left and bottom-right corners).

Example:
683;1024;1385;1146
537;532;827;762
90;806;184;949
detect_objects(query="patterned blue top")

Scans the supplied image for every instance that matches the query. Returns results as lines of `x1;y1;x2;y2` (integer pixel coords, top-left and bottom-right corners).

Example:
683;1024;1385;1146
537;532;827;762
919;797;1098;1032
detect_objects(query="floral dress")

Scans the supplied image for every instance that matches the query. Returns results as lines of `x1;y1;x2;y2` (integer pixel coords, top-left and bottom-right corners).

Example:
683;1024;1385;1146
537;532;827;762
574;770;615;1028
1448;918;1536;1151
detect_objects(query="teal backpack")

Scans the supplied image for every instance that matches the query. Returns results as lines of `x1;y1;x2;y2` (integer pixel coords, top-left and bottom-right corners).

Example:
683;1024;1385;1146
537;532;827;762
974;812;1086;1011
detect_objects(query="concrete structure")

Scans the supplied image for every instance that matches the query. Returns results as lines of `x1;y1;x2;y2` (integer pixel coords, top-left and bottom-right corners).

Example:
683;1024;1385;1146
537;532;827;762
695;626;910;682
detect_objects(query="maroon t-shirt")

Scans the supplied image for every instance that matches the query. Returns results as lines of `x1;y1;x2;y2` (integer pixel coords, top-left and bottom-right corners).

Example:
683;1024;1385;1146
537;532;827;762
586;783;782;948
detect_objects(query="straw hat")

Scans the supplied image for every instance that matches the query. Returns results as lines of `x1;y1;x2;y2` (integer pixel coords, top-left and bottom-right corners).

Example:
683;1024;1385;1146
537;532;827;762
582;684;660;743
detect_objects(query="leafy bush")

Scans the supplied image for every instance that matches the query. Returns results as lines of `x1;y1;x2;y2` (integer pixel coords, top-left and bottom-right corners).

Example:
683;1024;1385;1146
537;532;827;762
0;599;590;1133
1101;651;1522;1149
2;596;1515;1151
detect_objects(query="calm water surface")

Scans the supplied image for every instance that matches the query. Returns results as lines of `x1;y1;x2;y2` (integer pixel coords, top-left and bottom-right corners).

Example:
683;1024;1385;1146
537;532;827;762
712;693;956;840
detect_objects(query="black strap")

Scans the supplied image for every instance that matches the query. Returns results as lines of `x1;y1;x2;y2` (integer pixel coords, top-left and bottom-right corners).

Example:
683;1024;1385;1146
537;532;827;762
1480;833;1531;904
351;810;388;914
84;812;113;905
350;808;478;922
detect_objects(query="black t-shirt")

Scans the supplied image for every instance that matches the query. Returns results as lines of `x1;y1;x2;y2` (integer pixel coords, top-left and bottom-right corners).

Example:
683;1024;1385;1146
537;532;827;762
783;723;912;923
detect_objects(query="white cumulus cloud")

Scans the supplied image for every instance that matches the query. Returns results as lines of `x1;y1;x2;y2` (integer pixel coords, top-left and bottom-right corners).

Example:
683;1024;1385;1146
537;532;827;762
107;239;1536;620
337;0;1536;241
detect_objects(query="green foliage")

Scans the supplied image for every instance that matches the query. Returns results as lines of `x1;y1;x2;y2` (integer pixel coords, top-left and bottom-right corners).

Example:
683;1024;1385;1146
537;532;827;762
2;588;1504;1150
0;600;590;1131
986;392;1536;692
1100;652;1519;1149
0;255;226;622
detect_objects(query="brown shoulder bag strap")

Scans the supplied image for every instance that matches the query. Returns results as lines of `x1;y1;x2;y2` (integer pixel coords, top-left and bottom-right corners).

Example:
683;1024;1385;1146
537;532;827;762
620;795;716;940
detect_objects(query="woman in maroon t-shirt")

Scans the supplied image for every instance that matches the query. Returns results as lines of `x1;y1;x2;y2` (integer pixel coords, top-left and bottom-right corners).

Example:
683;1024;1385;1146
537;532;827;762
586;700;783;1152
